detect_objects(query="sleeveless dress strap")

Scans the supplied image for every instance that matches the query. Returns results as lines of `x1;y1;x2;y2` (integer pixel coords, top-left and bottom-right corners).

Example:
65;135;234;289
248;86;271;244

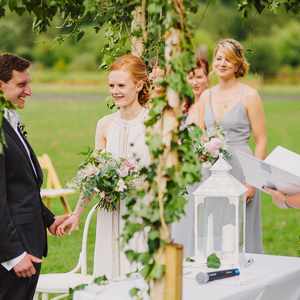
208;88;218;127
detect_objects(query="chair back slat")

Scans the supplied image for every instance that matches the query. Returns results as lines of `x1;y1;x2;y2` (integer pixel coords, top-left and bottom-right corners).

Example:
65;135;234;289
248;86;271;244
79;204;98;275
38;154;62;189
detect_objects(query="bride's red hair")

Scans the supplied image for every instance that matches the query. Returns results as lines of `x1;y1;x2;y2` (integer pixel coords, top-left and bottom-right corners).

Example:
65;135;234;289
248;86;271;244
110;54;149;106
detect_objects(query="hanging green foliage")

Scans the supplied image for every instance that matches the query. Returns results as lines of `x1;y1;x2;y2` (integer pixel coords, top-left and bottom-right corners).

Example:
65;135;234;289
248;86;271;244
0;92;15;153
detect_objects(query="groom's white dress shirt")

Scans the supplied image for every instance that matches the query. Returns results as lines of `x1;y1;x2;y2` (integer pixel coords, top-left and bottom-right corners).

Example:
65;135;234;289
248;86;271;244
0;109;39;270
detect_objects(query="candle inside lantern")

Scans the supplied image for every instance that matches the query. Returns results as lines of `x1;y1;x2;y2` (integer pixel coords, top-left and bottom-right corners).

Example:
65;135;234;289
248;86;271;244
207;213;214;255
222;224;235;252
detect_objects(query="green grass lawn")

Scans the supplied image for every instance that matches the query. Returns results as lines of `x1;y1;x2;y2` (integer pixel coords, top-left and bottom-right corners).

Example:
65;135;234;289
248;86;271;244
21;98;111;274
19;94;300;275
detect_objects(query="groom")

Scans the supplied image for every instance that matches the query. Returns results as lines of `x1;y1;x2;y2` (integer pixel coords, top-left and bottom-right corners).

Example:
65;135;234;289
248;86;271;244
0;54;68;300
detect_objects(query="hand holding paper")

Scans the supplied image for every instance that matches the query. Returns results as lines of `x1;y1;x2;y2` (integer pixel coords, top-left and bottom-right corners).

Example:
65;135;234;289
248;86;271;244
235;146;300;195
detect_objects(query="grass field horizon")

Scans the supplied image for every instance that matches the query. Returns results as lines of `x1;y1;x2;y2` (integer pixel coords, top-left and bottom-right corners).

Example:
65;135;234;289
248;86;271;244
18;82;300;276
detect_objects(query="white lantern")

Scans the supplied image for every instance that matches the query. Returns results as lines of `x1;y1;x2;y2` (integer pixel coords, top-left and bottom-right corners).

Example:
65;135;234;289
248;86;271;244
192;157;247;268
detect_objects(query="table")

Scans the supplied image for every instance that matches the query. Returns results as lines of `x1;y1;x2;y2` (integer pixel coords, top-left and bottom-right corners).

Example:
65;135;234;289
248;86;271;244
74;254;300;300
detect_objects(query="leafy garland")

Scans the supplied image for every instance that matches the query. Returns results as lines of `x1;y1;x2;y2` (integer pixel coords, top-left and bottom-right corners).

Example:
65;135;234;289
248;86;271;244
67;275;109;300
0;92;14;153
121;0;205;296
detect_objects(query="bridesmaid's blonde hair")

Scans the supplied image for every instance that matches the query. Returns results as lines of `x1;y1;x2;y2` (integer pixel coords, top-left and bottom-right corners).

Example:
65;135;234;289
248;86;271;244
214;38;249;78
110;54;149;106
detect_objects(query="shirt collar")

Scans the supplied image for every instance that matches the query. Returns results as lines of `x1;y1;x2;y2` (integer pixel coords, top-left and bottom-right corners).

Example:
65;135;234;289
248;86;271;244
4;109;20;131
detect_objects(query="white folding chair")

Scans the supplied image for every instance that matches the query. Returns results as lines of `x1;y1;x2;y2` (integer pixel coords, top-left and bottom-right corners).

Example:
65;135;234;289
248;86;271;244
34;203;99;300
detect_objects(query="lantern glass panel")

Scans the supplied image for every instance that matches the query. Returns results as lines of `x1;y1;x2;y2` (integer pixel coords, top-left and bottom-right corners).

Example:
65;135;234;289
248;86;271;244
197;196;238;264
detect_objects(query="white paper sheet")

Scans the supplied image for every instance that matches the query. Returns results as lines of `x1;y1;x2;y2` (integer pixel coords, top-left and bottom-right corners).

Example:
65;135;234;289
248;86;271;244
265;146;300;178
235;147;300;195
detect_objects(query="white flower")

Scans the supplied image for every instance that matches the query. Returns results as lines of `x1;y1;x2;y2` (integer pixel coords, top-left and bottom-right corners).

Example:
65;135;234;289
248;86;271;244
83;164;99;177
93;187;100;193
167;88;180;108
118;165;129;177
202;161;212;169
116;179;127;192
118;159;137;177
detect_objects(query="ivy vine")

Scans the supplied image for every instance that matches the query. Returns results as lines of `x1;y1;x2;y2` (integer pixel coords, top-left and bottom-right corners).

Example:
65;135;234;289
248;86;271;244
121;0;204;296
0;92;14;153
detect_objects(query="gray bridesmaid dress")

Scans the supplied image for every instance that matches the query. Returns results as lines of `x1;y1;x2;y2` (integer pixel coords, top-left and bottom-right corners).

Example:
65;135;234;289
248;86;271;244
172;87;263;256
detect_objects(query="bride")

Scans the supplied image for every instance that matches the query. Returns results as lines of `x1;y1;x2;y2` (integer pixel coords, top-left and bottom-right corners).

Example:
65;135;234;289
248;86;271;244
57;54;150;278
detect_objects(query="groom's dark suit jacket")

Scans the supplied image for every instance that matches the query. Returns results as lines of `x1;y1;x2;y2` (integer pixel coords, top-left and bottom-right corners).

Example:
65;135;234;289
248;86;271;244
0;118;55;263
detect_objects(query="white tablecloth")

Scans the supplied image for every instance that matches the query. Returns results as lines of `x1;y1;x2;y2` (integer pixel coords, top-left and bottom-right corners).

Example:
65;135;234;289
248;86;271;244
74;254;300;300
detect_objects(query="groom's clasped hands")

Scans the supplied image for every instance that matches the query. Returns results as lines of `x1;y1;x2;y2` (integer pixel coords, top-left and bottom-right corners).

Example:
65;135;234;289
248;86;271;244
13;215;69;278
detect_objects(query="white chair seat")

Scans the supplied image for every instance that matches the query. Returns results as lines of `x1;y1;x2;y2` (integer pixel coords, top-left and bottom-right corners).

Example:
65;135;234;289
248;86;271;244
35;204;98;299
37;273;93;294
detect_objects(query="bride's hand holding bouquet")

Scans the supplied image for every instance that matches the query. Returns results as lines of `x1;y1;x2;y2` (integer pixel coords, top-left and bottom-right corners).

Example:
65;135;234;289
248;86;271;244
56;149;139;236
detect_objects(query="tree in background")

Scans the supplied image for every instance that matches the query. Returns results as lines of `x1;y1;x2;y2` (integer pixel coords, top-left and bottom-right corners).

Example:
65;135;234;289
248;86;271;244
0;1;299;76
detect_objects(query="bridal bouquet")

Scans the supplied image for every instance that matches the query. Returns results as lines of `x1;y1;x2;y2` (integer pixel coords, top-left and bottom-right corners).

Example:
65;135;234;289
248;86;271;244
193;125;231;165
69;149;140;211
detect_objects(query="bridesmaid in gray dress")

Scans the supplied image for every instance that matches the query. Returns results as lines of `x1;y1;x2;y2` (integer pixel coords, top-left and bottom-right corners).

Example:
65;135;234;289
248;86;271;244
173;39;267;256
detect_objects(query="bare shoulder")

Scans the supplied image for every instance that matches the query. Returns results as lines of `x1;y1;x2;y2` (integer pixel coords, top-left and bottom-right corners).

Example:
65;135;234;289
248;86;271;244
241;83;261;107
95;113;116;150
96;113;115;132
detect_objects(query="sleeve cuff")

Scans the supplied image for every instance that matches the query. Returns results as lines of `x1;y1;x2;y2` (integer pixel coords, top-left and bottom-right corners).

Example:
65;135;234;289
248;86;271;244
1;252;27;271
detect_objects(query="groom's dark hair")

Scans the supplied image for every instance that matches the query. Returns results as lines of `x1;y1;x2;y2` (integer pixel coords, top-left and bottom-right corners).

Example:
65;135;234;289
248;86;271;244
0;53;31;82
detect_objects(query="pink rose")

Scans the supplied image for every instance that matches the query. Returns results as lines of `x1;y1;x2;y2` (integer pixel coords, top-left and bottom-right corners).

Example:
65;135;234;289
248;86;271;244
118;165;129;177
118;160;136;177
204;137;223;157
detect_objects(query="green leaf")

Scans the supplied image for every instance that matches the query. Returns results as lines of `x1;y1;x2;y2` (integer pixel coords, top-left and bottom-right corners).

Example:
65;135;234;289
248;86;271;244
125;249;138;262
150;263;165;279
8;0;17;10
148;230;160;241
207;253;221;269
94;275;108;285
141;264;152;278
185;257;195;262
137;252;152;264
76;30;85;42
130;287;140;297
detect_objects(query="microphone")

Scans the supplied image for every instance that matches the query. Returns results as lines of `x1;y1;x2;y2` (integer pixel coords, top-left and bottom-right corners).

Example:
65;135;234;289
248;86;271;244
195;268;240;284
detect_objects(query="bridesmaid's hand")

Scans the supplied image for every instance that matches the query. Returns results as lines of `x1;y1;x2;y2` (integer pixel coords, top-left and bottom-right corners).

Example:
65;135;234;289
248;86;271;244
56;213;80;236
245;184;256;203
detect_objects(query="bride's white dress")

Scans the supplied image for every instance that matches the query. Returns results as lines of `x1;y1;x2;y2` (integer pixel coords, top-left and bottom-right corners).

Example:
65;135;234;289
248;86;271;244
94;108;150;279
